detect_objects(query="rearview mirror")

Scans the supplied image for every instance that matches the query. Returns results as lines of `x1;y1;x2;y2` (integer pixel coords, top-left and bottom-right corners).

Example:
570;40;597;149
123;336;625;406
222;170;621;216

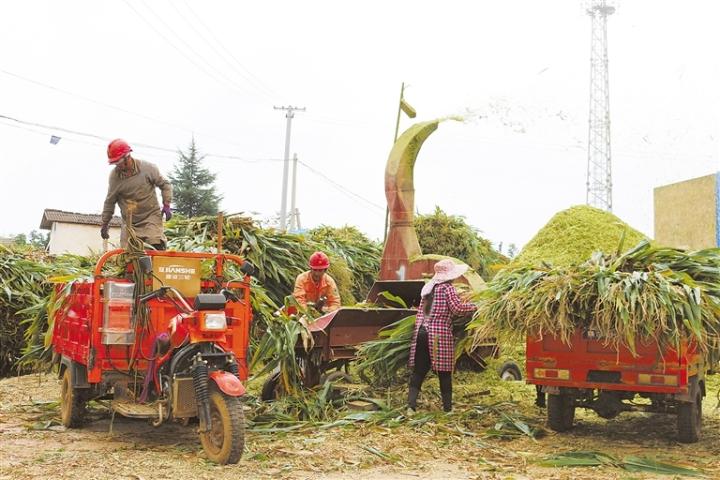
138;256;153;275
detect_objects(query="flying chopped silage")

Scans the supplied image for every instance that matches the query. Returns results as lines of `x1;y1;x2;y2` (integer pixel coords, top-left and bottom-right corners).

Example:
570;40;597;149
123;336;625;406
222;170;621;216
514;205;648;267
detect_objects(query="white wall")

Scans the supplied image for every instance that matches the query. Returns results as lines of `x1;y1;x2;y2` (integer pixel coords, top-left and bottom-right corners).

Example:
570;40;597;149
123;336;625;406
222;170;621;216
48;222;121;255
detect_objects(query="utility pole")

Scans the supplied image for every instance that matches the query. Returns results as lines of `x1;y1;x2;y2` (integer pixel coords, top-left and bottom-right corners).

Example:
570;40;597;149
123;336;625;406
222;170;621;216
289;153;299;231
274;105;305;231
586;0;615;211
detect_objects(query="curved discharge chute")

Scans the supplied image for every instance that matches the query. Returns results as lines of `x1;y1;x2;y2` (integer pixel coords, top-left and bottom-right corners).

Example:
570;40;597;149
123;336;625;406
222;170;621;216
379;120;440;280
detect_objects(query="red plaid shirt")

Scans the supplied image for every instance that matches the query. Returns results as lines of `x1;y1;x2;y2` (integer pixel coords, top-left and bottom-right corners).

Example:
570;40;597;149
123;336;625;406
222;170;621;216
409;282;476;372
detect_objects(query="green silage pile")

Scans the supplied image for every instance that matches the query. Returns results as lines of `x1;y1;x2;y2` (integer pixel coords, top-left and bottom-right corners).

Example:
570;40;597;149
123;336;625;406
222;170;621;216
514;205;648;267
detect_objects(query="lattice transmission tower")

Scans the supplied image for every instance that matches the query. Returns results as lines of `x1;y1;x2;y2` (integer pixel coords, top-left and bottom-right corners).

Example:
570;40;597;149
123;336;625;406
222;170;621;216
586;0;615;211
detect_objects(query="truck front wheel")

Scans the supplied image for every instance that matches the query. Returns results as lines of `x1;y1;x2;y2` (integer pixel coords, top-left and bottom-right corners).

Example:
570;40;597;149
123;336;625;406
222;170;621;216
547;393;575;432
677;390;702;443
60;368;86;428
199;385;245;464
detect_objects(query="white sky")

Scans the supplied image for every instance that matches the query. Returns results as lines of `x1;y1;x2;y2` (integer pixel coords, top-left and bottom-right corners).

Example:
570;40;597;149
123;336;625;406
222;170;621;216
1;1;718;251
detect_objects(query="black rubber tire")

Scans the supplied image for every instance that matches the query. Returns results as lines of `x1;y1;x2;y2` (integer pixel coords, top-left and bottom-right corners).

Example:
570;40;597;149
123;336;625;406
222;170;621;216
677;390;702;443
498;361;522;381
260;371;283;401
199;386;245;464
60;367;86;428
547;393;575;432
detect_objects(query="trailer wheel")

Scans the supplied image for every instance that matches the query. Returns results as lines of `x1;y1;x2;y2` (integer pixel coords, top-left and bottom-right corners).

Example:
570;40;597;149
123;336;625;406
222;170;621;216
498;361;522;381
199;385;245;464
677;390;702;443
547;393;575;432
60;368;86;428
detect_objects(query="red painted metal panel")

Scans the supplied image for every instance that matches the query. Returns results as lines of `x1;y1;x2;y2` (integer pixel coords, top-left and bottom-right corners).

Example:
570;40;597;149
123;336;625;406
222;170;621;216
526;329;700;395
52;251;253;383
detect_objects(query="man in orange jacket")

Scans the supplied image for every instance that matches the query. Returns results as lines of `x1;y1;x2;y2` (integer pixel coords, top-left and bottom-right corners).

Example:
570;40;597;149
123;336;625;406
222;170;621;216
293;251;341;313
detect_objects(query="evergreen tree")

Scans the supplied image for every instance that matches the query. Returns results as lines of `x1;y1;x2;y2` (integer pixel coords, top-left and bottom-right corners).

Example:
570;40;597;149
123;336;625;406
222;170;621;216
169;138;222;217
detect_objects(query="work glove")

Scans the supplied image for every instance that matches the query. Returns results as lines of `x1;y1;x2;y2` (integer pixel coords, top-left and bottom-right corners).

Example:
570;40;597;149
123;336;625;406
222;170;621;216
161;204;172;221
315;296;327;311
100;223;110;240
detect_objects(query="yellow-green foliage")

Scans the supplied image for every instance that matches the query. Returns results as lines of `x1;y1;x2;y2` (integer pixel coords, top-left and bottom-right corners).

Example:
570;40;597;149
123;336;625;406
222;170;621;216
415;207;507;280
326;256;356;305
514;205;648;267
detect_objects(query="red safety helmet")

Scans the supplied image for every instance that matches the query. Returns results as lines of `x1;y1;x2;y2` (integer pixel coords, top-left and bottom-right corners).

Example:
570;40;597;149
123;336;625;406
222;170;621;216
107;139;132;164
308;251;330;270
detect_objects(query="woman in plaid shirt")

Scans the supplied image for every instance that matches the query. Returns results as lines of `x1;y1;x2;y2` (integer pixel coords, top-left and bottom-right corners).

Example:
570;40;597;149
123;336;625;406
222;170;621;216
408;259;477;412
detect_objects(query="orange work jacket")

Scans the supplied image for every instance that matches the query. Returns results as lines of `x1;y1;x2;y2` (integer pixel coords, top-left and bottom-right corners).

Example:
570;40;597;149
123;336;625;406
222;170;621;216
292;271;341;312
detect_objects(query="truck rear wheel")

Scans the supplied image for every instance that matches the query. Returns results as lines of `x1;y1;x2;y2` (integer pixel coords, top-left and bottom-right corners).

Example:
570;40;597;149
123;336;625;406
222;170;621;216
677;390;702;443
199;386;245;464
547;393;574;432
60;368;86;428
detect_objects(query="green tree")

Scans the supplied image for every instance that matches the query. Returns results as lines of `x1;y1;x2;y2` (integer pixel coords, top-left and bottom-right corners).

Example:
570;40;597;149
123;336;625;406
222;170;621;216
169;138;222;217
414;206;507;280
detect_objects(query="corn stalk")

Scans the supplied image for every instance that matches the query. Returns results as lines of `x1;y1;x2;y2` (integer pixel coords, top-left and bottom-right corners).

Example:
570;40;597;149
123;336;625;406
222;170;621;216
468;240;720;355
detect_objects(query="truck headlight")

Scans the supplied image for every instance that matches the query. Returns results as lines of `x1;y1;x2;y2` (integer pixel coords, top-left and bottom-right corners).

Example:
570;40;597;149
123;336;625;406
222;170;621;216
202;312;227;331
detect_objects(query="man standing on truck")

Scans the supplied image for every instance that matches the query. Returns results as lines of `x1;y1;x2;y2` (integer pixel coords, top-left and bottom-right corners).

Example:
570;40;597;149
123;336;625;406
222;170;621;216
100;139;173;250
293;251;341;313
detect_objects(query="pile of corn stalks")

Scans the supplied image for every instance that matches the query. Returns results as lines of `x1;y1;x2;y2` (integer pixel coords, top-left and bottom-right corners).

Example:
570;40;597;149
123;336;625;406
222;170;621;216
165;214;381;309
0;216;381;377
415;207;508;280
468;240;720;355
0;245;94;375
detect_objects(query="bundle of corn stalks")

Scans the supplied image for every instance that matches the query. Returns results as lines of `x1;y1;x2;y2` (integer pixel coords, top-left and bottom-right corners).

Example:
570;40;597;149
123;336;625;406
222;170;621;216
355;289;481;387
307;225;381;301
165;214;380;310
249;297;317;396
415;207;508;280
468;240;720;355
355;314;416;387
0;245;94;375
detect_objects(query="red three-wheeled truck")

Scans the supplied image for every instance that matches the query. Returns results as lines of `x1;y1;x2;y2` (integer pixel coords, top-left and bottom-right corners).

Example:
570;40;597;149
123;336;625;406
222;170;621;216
51;249;254;464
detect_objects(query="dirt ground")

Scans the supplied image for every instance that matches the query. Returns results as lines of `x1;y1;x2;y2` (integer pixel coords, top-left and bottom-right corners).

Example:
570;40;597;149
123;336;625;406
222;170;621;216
1;373;719;480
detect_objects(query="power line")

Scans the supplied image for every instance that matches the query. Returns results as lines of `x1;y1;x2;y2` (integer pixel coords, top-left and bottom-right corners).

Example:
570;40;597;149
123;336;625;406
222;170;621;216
172;0;278;101
0;120;103;148
137;0;257;98
0;68;252;149
297;159;384;212
0;113;281;163
0;113;382;215
121;0;256;99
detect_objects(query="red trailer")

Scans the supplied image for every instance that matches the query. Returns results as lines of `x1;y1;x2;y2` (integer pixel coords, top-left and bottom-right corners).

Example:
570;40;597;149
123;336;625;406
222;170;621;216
52;249;253;464
527;329;709;442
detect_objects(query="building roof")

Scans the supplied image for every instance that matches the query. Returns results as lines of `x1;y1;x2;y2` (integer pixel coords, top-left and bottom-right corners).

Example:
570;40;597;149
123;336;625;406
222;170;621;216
40;209;122;230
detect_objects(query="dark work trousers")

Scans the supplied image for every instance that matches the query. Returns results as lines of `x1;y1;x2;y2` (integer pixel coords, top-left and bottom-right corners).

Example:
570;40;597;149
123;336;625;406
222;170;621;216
148;241;166;251
408;326;453;412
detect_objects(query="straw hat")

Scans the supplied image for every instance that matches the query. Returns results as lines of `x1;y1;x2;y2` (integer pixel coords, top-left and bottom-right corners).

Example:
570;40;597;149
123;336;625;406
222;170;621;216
431;259;468;282
421;259;469;297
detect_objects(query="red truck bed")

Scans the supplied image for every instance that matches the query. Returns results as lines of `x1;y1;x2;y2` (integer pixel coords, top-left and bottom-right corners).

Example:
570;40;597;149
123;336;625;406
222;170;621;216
526;330;701;395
